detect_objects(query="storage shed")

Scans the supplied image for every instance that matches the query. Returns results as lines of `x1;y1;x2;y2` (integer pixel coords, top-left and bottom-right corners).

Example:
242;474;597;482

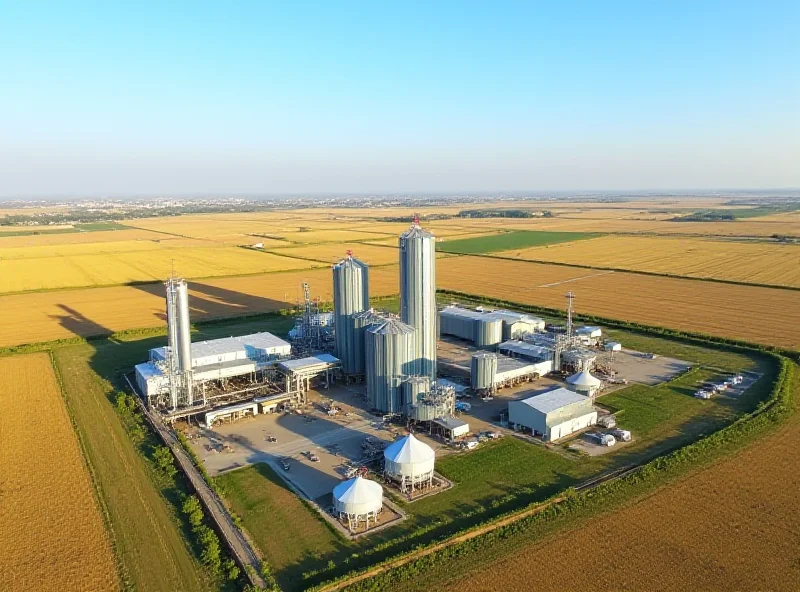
432;416;470;440
508;387;597;441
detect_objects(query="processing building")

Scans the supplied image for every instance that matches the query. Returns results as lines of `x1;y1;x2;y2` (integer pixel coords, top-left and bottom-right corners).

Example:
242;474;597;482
508;387;597;441
439;305;545;347
399;216;437;381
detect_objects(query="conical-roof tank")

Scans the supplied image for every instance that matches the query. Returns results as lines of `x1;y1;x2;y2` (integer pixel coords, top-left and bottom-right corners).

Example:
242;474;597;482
333;254;370;375
332;476;383;518
384;433;435;491
365;317;415;413
399;219;437;381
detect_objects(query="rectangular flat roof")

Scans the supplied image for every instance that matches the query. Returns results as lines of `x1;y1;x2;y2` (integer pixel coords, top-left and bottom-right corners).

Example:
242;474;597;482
499;340;553;358
495;354;537;375
152;332;290;360
518;387;590;414
278;353;340;372
433;416;469;430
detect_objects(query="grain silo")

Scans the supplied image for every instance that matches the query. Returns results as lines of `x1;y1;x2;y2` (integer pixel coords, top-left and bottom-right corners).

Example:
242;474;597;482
165;277;194;407
332;476;383;530
384;433;435;492
365;317;416;413
333;253;370;375
399;217;437;381
471;352;498;392
473;317;503;348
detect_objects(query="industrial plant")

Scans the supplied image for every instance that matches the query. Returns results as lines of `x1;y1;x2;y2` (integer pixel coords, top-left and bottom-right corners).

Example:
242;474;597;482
131;215;642;539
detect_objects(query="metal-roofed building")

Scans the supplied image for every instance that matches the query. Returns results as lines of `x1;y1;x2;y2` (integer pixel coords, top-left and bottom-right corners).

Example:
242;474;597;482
498;340;555;362
278;353;341;398
150;332;291;369
508;387;597;441
137;332;292;402
440;306;545;346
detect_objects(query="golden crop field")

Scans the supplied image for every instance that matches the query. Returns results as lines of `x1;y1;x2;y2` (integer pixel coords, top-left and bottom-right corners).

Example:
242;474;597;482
428;215;800;237
270;242;399;265
499;236;800;287
0;245;318;293
0;353;118;591
448;370;800;592
0;265;400;347
437;256;800;349
0;227;166;247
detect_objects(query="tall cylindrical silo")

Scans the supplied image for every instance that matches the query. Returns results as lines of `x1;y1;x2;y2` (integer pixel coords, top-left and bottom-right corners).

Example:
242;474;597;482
471;352;498;391
399;220;437;381
365;318;416;413
474;317;503;348
333;254;370;375
353;308;384;377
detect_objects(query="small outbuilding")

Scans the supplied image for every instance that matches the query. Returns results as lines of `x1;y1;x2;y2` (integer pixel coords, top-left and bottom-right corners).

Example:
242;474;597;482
508;387;597;441
432;416;470;440
604;341;622;352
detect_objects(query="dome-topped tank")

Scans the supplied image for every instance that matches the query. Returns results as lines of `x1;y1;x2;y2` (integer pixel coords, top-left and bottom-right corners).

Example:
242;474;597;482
566;369;602;396
332;476;383;530
383;433;435;491
333;254;370;375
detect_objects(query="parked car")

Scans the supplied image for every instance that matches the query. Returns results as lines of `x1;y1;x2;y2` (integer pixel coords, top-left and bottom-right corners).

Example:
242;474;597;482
280;459;291;471
610;429;631;442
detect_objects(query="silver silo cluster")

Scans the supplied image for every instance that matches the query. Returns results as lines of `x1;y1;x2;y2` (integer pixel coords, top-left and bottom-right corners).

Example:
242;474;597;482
399;217;437;381
332;252;370;375
165;277;194;407
471;351;498;392
365;317;416;413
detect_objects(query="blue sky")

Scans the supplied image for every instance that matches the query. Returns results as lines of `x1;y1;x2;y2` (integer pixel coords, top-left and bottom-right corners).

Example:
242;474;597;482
0;0;798;196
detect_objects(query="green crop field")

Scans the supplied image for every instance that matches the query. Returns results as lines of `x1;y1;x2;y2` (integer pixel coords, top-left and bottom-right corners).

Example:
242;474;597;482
52;344;213;592
0;222;130;237
438;230;598;254
216;464;341;588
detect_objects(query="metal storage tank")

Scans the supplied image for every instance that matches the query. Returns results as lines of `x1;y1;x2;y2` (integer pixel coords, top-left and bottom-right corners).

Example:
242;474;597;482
333;253;370;375
474;317;503;348
403;376;431;407
165;277;194;407
353;308;384;378
384;433;435;491
365;318;416;413
439;306;480;341
471;352;498;391
405;376;448;421
399;219;437;381
332;476;383;529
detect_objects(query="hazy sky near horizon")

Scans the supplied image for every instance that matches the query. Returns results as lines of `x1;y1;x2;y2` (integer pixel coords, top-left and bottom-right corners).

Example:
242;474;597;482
1;1;798;197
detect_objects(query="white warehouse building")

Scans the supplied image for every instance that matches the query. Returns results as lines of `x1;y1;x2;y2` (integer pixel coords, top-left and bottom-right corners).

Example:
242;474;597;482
508;387;597;441
136;332;292;399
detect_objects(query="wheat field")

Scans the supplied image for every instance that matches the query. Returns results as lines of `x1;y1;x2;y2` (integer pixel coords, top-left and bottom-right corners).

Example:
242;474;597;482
437;256;800;349
0;265;401;347
0;354;118;591
0;245;319;293
498;235;800;287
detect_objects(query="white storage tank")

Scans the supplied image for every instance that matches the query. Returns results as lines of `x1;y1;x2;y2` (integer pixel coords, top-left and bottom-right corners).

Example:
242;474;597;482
332;476;383;530
471;352;498;391
384;433;435;492
566;369;602;396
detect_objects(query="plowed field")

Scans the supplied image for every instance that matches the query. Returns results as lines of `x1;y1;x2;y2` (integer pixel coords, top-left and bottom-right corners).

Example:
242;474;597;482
0;353;118;591
437;256;800;349
499;235;800;287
